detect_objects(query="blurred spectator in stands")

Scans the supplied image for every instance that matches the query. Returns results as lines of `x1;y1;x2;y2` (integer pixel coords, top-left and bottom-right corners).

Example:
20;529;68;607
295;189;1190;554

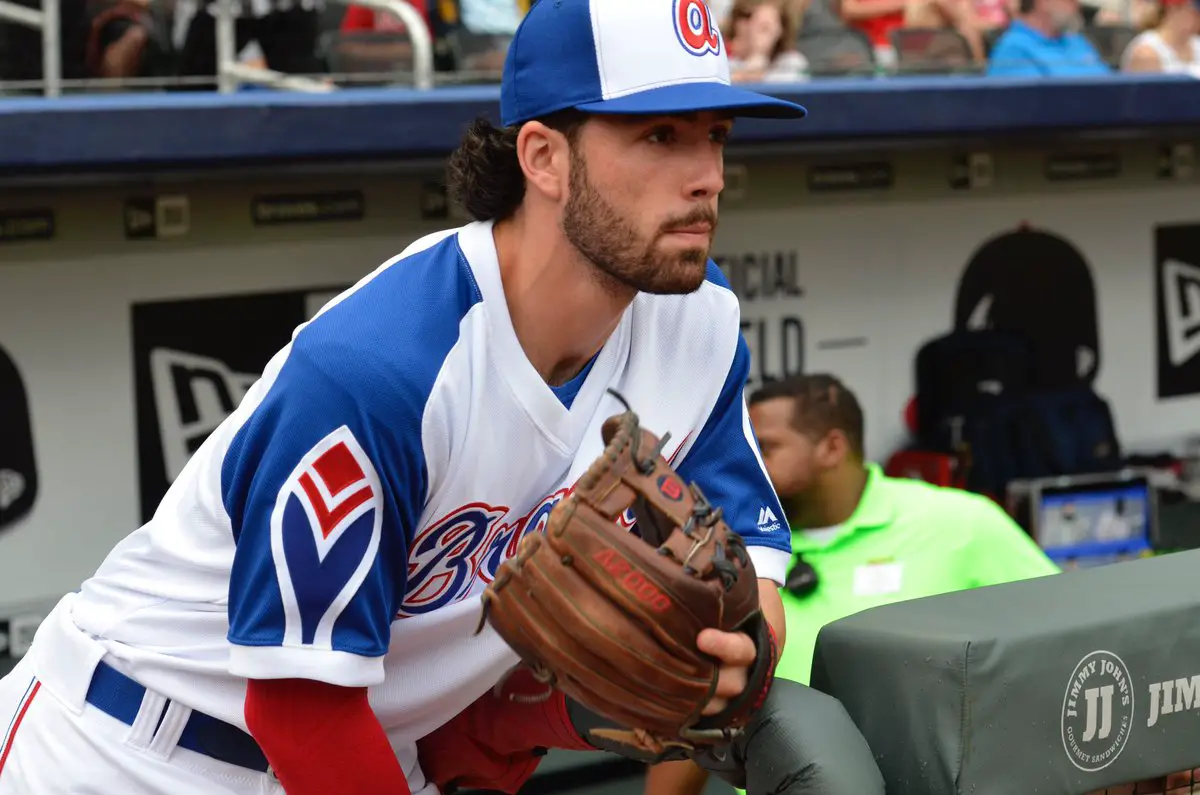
1082;0;1157;25
972;0;1016;29
986;0;1111;73
454;0;526;72
1120;0;1200;74
836;0;907;66
83;0;178;82
461;0;523;31
341;0;428;34
1135;0;1165;25
904;0;994;62
332;0;429;76
172;0;326;88
715;0;808;27
724;0;810;81
711;0;736;22
644;373;1059;795
0;0;180;90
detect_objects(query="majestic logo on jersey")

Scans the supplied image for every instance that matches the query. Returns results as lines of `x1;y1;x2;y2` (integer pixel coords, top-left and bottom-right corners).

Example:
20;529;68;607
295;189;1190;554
673;0;721;57
757;506;782;533
271;426;384;647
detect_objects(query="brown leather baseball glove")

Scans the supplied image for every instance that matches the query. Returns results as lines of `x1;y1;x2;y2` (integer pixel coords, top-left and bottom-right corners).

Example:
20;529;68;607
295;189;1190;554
476;392;776;754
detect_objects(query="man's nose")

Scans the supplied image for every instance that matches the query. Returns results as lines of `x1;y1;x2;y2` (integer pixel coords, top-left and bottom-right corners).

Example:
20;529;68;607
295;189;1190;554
685;149;725;200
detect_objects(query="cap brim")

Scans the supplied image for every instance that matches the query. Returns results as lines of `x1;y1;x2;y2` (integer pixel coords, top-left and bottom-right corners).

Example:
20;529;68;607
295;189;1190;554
574;81;807;120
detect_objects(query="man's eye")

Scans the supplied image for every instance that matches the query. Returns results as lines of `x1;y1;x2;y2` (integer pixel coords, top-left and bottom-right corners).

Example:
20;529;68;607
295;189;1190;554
647;127;674;143
710;127;732;144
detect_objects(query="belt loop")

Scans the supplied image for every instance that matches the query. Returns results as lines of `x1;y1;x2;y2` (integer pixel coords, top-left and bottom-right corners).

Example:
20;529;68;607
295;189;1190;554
125;690;168;751
147;700;192;760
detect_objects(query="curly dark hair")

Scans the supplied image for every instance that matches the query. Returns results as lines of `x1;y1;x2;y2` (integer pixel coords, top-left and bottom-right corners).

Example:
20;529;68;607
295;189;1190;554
445;110;587;223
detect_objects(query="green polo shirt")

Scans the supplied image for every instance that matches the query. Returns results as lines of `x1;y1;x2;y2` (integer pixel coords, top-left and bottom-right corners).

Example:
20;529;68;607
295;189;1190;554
775;463;1060;685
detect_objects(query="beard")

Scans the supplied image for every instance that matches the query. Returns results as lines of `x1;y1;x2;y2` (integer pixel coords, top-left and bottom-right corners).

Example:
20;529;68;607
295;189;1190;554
560;147;716;297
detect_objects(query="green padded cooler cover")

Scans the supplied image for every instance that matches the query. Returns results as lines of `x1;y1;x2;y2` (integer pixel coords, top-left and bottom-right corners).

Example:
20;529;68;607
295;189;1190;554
810;550;1200;795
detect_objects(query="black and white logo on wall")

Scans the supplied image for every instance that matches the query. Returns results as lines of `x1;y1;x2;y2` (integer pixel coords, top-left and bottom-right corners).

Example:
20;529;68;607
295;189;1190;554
1155;224;1200;399
131;286;346;522
0;344;37;532
955;226;1100;388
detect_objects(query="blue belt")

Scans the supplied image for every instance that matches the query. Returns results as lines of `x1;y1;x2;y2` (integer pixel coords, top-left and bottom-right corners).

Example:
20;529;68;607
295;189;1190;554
85;661;270;774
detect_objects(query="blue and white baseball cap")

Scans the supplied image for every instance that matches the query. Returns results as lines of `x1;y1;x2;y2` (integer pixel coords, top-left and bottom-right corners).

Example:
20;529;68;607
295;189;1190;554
499;0;808;127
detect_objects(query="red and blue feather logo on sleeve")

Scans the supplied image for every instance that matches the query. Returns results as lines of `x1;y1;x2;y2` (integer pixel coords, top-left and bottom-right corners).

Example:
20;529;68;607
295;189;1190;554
270;426;384;649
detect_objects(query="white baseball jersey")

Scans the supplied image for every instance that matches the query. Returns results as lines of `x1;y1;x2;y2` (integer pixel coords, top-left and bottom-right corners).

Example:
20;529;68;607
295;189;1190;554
59;219;790;787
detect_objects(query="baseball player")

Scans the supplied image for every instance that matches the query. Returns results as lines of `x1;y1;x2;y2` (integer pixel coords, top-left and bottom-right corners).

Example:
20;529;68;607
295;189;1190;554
0;1;850;793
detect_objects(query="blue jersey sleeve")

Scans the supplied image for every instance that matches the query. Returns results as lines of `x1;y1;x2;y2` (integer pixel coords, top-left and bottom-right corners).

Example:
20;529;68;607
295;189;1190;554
674;332;792;585
220;349;427;687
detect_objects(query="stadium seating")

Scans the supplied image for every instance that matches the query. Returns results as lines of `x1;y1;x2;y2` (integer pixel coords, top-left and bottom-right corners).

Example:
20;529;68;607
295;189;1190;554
0;0;1157;95
795;27;877;76
890;27;978;73
1082;23;1139;65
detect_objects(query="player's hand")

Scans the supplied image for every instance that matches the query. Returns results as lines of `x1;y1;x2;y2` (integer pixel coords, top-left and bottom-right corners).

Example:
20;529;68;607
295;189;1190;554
696;628;757;716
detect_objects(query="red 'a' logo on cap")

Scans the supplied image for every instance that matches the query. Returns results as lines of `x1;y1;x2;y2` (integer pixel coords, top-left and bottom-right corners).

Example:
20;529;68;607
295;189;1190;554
674;0;721;56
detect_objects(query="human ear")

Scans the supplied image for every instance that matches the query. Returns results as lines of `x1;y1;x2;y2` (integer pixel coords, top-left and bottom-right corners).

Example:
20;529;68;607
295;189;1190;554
515;122;570;204
817;430;849;468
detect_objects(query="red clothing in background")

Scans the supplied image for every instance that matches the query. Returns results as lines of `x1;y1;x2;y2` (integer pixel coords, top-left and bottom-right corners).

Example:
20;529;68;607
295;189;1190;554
340;0;428;32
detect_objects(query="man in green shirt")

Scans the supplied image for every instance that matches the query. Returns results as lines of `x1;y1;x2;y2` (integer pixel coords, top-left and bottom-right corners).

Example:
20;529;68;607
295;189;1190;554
645;373;1058;795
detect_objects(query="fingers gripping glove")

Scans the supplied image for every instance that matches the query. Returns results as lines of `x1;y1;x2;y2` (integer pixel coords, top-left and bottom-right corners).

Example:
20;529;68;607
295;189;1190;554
476;393;778;754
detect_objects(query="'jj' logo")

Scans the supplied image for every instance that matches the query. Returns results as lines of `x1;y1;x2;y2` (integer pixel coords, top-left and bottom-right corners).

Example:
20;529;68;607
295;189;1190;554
1061;651;1134;773
1081;684;1114;742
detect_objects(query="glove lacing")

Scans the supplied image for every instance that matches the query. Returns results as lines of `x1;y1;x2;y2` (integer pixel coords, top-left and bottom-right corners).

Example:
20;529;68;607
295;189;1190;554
492;664;556;704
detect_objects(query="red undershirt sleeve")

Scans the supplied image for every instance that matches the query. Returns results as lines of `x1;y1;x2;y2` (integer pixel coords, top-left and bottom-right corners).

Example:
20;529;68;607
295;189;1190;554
245;678;411;795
